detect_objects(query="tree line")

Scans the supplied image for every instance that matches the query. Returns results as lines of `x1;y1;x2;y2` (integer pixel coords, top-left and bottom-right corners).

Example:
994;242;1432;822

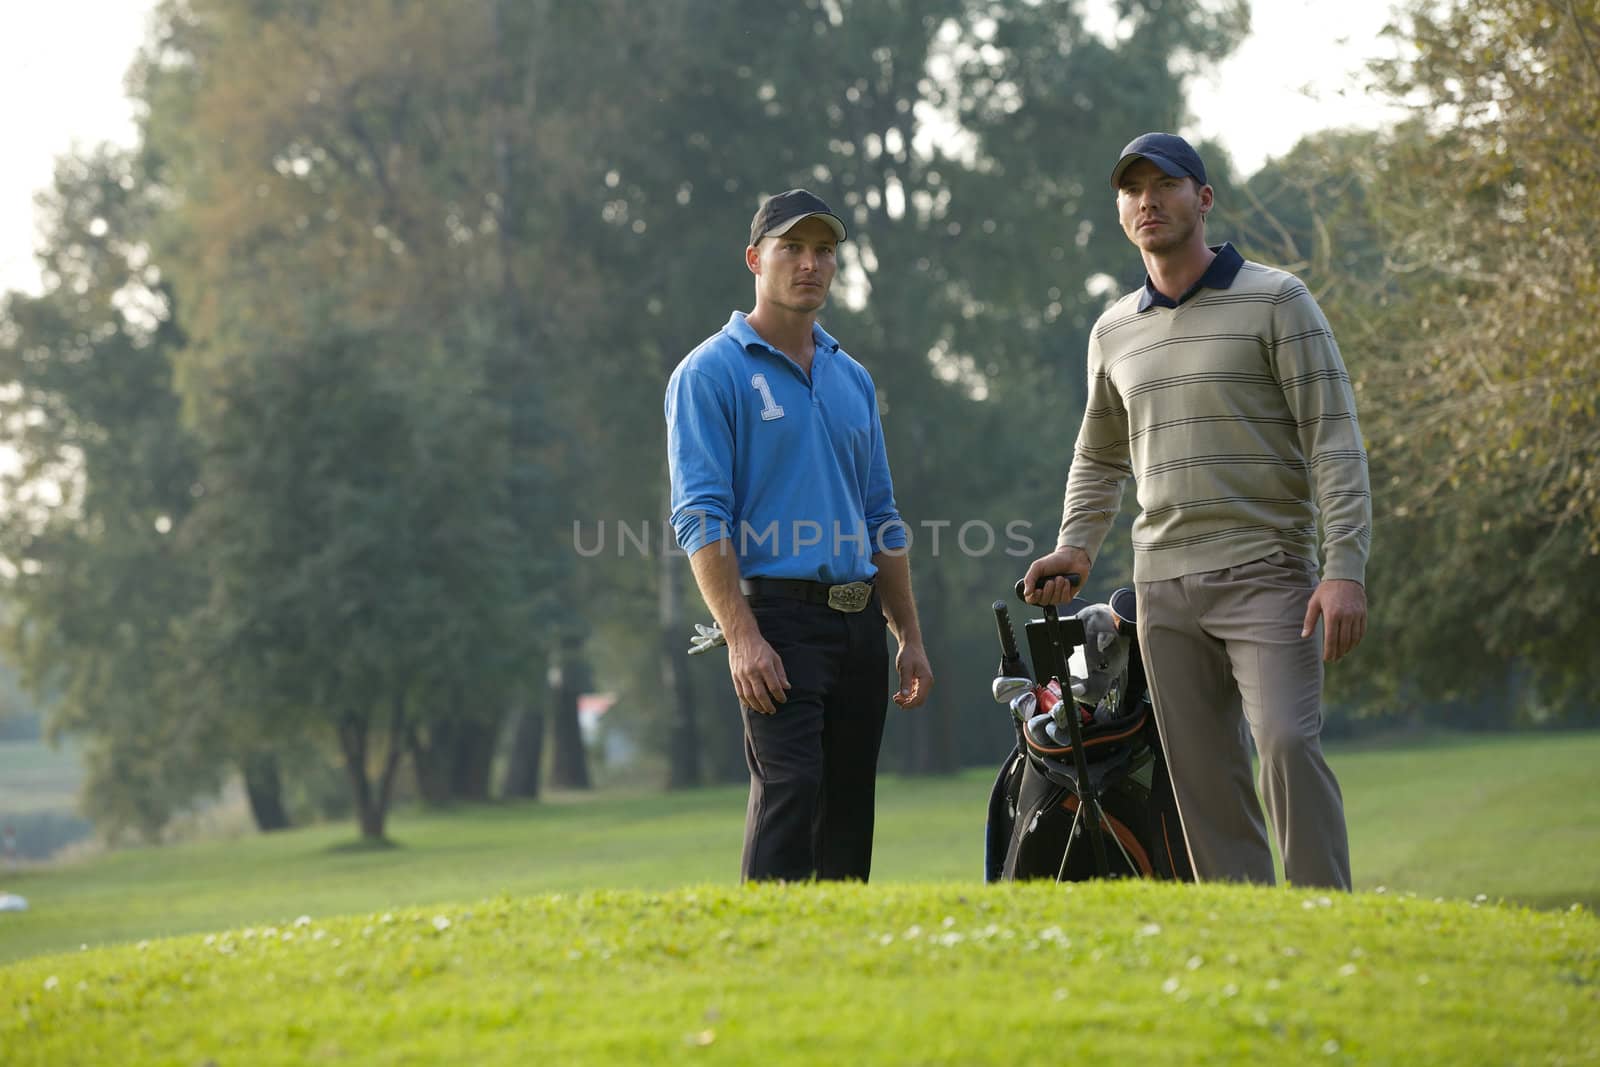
1;0;1595;843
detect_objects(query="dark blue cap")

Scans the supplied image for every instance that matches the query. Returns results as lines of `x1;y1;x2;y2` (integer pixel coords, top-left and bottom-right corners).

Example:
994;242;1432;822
749;188;848;246
1110;132;1208;189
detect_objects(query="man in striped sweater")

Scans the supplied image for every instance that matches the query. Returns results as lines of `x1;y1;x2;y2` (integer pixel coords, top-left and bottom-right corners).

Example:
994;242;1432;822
1023;133;1371;890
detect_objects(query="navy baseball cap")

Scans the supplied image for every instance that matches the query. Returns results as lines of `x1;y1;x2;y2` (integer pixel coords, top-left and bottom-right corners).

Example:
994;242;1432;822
749;189;848;246
1110;132;1208;189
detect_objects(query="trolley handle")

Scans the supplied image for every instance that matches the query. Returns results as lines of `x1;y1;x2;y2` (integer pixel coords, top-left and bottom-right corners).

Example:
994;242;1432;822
1014;573;1082;602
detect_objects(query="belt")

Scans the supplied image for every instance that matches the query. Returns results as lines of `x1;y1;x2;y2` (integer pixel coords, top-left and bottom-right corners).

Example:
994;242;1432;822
740;577;876;613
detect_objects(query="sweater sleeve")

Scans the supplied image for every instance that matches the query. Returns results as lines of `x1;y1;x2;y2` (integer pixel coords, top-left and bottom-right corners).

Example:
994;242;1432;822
1056;330;1132;561
1270;279;1372;583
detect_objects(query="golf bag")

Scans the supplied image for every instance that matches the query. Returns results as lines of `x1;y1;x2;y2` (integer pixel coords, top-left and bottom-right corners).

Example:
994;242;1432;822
984;584;1192;883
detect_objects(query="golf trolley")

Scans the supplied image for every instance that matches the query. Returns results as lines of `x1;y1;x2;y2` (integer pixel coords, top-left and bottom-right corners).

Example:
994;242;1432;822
983;576;1192;883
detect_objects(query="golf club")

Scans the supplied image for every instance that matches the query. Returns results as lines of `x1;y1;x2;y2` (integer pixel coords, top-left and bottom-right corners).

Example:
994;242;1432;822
992;675;1035;704
1015;572;1112;877
992;599;1029;680
1008;690;1037;723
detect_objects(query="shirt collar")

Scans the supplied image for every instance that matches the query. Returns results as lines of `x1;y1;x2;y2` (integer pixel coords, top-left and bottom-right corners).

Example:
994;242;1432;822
726;311;840;358
1137;242;1245;312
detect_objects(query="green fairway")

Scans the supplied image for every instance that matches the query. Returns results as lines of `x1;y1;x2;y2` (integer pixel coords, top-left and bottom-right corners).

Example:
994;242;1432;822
2;732;1599;1065
0;731;1597;968
3;882;1596;1066
1334;730;1600;910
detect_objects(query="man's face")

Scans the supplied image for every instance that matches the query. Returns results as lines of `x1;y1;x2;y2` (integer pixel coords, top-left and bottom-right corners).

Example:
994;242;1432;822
1116;158;1212;255
747;216;839;312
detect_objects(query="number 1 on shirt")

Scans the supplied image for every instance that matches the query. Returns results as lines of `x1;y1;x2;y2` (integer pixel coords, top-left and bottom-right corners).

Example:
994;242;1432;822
751;373;785;421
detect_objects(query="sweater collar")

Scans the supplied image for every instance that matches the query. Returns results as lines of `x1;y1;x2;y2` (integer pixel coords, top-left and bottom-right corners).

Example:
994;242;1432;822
1137;242;1245;311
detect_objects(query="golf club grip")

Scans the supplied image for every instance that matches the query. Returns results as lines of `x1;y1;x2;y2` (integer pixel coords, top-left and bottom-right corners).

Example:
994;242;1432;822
1014;573;1083;601
992;600;1028;678
992;601;1021;661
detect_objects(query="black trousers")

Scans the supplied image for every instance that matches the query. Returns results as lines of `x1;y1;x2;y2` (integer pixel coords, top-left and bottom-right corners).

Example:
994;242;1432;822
739;592;889;882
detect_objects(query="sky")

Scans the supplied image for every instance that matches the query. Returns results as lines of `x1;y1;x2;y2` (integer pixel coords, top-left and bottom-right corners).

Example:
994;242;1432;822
0;0;1409;298
1183;0;1411;175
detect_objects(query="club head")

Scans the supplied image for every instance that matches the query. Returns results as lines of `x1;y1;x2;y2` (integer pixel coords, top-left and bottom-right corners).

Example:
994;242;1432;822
992;676;1034;704
1050;701;1074;729
1008;690;1037;723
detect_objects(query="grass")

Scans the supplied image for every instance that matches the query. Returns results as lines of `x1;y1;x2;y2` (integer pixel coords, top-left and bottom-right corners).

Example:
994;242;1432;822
1;731;1598;968
2;882;1596;1065
1;733;1598;1063
1333;730;1600;911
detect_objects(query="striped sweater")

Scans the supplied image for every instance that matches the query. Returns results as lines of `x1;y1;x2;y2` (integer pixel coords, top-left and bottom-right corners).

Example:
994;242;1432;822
1057;252;1372;585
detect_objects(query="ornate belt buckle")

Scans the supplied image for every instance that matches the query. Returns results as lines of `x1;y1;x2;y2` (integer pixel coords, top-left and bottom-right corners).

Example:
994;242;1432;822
827;581;871;613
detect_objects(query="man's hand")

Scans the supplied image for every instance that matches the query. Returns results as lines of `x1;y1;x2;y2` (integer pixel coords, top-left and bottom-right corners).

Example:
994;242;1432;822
892;641;933;709
1303;578;1367;663
1022;547;1093;605
726;627;790;714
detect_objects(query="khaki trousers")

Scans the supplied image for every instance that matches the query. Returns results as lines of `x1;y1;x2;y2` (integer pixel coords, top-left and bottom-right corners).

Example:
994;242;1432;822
1136;552;1351;890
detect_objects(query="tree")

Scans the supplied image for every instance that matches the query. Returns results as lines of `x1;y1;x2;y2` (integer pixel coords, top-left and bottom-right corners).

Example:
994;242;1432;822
134;0;544;837
860;0;1249;770
1357;1;1600;714
4;0;1269;846
1365;0;1600;543
1224;3;1600;721
0;146;259;840
172;304;523;839
550;0;1251;778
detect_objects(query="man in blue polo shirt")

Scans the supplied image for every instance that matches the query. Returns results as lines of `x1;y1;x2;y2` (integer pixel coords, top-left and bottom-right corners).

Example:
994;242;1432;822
666;188;933;882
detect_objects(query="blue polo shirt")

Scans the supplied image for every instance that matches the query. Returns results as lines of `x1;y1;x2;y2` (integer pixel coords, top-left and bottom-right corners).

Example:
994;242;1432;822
665;312;906;583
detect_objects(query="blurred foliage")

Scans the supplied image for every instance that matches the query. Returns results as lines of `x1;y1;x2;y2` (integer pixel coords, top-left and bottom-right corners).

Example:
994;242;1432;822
550;0;1250;775
131;0;624;836
1354;0;1600;715
0;146;227;841
6;0;1594;845
0;658;46;740
1365;0;1600;541
1223;0;1600;721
